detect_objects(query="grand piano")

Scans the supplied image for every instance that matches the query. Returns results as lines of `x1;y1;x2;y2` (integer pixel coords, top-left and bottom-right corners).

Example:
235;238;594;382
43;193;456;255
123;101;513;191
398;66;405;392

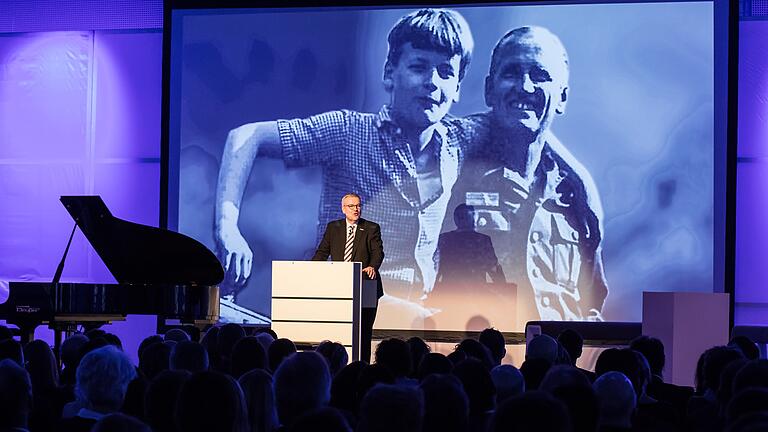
0;196;222;344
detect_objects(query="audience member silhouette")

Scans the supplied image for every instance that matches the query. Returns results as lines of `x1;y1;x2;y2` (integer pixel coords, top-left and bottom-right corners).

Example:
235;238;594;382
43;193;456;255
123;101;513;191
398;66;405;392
456;338;495;370
551;382;599;432
729;336;760;361
138;341;171;381
491;364;525;403
418;352;454;381
406;337;431;377
60;333;89;387
239;368;278;432
593;371;635;431
480;328;507;367
726;387;768;427
526;334;560;364
170;340;210;373
0;358;33;432
520;358;552;391
144;370;190;432
558;329;596;381
316;341;349;377
491;390;571;432
273;351;332;428
358;384;424;432
164;328;191;343
630;335;693;419
268;338;297;373
175;370;249;432
231;336;268;378
374;338;414;384
24;340;62;432
0;325;13;341
421;373;469;432
356;364;396;411
452;358;496;432
539;364;591;394
330;361;366;415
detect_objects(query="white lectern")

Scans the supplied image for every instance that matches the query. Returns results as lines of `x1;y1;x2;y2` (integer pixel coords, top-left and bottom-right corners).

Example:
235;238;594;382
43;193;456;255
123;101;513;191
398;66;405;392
272;261;362;361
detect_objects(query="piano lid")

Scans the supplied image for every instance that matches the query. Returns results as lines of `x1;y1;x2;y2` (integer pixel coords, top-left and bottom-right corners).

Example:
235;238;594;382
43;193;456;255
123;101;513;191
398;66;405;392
60;196;224;286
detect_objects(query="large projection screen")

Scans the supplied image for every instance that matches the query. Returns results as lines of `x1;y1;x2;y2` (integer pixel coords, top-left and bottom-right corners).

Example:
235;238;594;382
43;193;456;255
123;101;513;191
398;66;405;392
165;0;730;331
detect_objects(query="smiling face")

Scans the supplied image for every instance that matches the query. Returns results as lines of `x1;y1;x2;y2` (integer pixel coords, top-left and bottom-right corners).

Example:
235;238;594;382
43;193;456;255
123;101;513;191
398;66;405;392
485;28;569;142
385;42;463;130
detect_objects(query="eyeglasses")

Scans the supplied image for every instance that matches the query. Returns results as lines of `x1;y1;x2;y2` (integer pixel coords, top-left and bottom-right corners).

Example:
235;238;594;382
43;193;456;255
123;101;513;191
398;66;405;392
345;204;362;209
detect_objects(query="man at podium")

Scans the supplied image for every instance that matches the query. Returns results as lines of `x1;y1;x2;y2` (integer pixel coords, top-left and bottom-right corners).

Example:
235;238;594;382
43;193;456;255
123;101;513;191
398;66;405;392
312;193;384;363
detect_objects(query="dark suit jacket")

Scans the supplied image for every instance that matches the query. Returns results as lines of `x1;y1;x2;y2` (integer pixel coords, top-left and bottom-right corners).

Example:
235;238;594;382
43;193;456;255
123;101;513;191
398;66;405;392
312;218;384;298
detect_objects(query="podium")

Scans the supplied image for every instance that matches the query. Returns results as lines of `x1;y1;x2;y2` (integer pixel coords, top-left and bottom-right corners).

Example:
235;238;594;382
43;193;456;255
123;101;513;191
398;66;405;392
271;261;363;361
642;292;730;386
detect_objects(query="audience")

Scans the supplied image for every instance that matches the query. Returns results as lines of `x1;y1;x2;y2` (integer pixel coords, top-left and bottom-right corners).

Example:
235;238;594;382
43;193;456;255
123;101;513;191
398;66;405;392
0;322;762;432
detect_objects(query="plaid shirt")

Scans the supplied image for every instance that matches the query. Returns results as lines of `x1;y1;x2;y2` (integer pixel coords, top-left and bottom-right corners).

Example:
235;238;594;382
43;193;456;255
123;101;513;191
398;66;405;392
278;106;469;294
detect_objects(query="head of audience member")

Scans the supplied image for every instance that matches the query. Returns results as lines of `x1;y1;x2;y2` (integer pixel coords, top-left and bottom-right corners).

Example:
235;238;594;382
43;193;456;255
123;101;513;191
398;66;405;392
62;333;89;367
700;346;745;396
23;339;59;392
92;413;151;432
447;349;468;366
176;370;248;432
139;341;171;380
485;26;569;143
239;368;278;432
76;345;137;414
732;359;768;396
480;328;507;366
170;340;209;373
85;328;107;341
256;327;278;340
630;335;666;378
102;332;124;350
289;407;352;432
730;336;761;361
526;334;559;364
274;351;332;427
217;323;245;355
520;358;552;391
375;338;412;379
457;338;495;370
491;390;571;432
356;363;396;409
539;364;591;394
552;382;599;432
384;8;474;131
144;370;190;432
137;335;163;363
0;359;32;430
330;361;366;413
406;337;431;376
718;358;749;414
420;373;469;432
452;358;496;416
268;338;296;373
0;338;24;366
491;364;525;403
164;328;191;343
358;384;424;432
594;348;650;400
557;329;583;367
417;352;454;380
315;341;348;377
726;387;768;426
0;325;13;341
231;336;268;378
593;371;636;429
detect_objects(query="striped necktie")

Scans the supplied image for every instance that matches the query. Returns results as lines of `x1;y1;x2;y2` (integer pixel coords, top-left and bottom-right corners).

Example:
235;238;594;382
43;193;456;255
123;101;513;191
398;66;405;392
344;225;355;262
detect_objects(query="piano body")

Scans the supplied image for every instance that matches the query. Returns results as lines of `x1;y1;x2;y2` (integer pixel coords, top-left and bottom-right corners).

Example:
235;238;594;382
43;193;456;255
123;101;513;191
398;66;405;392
0;196;223;344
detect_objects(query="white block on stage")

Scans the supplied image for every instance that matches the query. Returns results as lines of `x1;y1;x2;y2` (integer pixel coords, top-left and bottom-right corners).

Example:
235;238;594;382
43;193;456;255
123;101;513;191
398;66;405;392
642;292;730;386
272;261;362;360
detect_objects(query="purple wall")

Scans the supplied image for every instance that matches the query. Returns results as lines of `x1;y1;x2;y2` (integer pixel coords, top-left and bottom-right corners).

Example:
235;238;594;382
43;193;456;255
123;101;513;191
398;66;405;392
735;19;768;326
0;0;163;362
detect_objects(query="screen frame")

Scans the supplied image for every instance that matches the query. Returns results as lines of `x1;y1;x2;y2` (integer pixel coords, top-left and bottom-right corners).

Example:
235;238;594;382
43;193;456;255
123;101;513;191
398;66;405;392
160;0;738;330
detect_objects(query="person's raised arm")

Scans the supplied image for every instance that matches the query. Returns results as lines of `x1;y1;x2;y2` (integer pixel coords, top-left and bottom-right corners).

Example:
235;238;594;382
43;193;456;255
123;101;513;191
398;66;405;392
214;121;281;289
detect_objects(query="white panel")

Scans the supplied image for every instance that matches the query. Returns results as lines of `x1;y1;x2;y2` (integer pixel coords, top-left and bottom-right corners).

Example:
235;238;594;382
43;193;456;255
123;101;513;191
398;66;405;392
272;321;353;345
272;298;353;322
272;261;360;298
